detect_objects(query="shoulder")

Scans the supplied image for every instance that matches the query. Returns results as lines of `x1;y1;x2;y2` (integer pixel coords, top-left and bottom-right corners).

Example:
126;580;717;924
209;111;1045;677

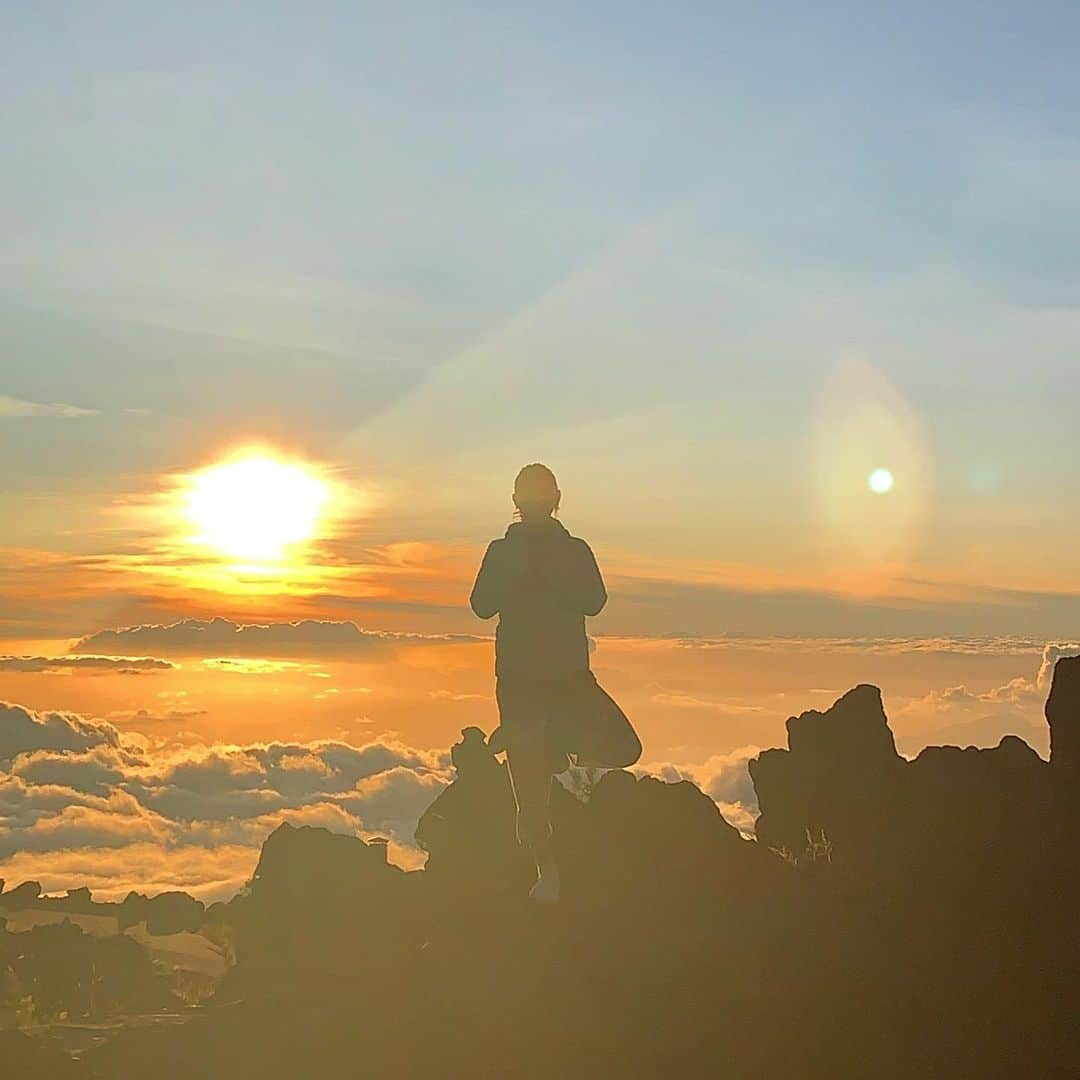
564;535;600;566
566;534;594;554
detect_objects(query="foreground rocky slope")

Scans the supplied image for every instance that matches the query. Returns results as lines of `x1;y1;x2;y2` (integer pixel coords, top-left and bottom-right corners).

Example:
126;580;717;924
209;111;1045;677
9;657;1080;1077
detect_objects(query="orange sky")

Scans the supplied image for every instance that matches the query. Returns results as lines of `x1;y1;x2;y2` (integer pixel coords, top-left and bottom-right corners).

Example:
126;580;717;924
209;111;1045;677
4;0;1080;902
4;441;1071;902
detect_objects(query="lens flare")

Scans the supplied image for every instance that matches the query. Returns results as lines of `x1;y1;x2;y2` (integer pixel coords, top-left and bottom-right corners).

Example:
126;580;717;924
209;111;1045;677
809;360;931;575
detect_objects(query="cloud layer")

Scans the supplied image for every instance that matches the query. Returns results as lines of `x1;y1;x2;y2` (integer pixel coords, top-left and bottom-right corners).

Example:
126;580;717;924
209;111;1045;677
891;642;1078;757
4;639;1070;901
0;656;174;674
72;617;483;658
0;695;768;903
0;699;453;902
634;746;761;835
0;701;121;762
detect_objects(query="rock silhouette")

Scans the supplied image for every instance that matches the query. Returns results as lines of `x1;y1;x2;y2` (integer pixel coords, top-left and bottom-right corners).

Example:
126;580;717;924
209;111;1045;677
1048;653;1080;809
1;917;174;1026
0;881;42;907
117;891;205;936
0;880;205;938
751;683;1052;892
751;683;905;860
8;659;1080;1077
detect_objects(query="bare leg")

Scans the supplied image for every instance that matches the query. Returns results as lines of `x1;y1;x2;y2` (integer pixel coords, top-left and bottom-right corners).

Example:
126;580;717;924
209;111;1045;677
507;738;560;903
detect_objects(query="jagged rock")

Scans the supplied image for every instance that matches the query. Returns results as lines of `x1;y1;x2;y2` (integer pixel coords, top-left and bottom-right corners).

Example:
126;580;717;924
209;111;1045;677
146;892;205;936
751;685;904;859
786;684;900;762
419;726;772;923
583;770;745;868
1046;654;1080;775
71;675;1080;1079
416;726;525;886
63;886;94;913
225;823;421;987
116;890;204;934
0;880;42;908
752;684;1055;896
251;822;394;895
903;737;1050;885
451;725;495;774
117;891;149;930
560;769;773;919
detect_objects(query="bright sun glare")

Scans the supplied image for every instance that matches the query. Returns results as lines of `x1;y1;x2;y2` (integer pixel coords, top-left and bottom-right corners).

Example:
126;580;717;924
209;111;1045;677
184;453;332;563
868;467;895;495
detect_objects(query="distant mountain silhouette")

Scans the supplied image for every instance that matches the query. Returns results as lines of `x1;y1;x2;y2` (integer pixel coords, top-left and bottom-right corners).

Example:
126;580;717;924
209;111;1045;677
6;657;1080;1077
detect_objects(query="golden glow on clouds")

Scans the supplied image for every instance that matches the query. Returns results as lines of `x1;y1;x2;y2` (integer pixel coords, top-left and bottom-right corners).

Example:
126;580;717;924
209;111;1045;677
183;452;331;562
143;446;361;597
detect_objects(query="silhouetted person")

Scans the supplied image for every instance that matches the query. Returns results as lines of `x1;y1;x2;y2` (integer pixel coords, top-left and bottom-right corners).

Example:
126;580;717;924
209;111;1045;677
470;463;639;903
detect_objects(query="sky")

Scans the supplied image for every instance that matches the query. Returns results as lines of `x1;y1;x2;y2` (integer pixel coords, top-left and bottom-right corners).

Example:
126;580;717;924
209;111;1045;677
1;2;1079;898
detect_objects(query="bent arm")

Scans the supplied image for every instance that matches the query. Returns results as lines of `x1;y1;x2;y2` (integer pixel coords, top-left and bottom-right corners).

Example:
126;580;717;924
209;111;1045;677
469;541;505;619
542;539;607;616
575;540;608;616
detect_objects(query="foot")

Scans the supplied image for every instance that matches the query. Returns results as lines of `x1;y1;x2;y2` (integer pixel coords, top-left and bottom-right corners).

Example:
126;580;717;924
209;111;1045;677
529;862;561;905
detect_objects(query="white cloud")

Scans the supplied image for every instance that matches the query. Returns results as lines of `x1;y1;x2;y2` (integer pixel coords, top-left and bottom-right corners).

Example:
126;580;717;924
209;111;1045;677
0;701;121;761
650;691;765;715
1037;643;1080;692
0;704;453;898
0;694;772;899
634;745;761;834
0;394;97;418
889;642;1078;758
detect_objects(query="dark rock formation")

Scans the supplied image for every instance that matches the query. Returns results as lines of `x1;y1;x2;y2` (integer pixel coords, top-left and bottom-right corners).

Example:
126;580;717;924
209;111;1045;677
751;685;905;860
0;878;207;935
116;891;150;930
221;822;423;997
61;886;94;913
28;660;1080;1077
752;683;1054;897
1047;653;1080;776
117;890;205;935
1;918;174;1024
0;880;41;907
561;768;768;906
416;725;524;886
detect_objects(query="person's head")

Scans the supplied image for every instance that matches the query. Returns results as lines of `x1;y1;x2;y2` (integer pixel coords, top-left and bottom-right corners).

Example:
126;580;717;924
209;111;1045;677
513;463;560;520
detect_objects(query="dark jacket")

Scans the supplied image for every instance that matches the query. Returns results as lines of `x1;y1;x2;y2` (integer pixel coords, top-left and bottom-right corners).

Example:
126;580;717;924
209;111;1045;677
470;518;606;679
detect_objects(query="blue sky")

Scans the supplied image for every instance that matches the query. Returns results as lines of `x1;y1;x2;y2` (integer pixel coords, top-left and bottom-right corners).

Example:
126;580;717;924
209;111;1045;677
2;1;1079;630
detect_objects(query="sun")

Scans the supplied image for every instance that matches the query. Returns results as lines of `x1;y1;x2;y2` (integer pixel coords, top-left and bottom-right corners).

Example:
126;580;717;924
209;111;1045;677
868;467;895;495
183;452;332;562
